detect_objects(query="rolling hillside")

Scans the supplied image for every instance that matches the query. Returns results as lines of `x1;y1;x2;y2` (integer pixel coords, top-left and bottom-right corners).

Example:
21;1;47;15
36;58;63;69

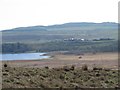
2;22;118;43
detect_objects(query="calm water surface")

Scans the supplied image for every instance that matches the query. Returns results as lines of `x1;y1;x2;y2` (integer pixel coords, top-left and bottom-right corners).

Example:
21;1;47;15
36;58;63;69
0;53;50;61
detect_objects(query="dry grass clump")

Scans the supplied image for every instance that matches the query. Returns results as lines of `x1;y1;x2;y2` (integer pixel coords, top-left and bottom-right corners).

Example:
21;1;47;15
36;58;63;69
71;65;75;70
92;64;103;71
44;66;49;69
4;63;8;68
81;64;88;71
62;65;76;72
63;66;71;71
93;67;102;71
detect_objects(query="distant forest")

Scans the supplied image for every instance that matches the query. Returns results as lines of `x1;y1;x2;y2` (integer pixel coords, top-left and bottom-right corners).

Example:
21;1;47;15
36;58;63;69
2;40;118;54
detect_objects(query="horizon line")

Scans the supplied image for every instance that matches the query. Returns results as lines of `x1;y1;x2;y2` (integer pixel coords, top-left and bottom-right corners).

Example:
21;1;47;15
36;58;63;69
0;21;118;31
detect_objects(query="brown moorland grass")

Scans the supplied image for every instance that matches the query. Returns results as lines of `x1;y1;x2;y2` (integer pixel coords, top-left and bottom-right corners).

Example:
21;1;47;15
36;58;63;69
3;52;118;69
2;63;119;88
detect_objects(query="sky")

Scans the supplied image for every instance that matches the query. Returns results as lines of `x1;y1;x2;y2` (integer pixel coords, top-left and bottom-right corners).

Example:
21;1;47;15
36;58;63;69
0;0;119;30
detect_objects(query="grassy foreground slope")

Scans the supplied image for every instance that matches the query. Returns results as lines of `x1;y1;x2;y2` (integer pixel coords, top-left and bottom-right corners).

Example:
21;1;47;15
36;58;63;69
2;65;118;88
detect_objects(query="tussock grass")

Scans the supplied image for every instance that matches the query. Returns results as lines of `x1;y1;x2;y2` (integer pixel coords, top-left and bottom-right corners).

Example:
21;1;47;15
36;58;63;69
2;65;119;88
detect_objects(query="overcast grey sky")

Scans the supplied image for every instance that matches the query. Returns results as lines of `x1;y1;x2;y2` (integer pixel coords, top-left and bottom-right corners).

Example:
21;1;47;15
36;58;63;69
0;0;119;30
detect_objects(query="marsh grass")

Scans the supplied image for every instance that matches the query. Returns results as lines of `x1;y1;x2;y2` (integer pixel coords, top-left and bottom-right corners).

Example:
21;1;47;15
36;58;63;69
2;65;119;88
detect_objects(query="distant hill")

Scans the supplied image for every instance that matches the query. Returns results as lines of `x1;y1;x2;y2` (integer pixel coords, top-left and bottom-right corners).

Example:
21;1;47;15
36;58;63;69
2;26;47;32
2;22;117;31
2;22;118;43
47;22;117;28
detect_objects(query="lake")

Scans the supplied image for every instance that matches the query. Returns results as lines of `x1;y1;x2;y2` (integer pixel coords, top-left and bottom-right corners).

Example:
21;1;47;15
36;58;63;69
0;53;50;61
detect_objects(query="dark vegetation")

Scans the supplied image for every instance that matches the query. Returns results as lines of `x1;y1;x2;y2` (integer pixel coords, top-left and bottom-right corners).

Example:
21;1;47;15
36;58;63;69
35;40;118;52
2;40;118;53
2;42;32;53
2;64;118;88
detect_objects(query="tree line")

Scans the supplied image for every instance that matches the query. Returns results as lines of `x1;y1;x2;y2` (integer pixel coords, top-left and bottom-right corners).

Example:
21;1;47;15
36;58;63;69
2;40;118;53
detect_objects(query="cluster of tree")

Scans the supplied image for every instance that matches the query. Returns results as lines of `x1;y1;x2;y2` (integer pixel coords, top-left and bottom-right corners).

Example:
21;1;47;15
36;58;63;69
2;42;32;53
36;40;118;53
2;40;118;53
92;38;114;41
